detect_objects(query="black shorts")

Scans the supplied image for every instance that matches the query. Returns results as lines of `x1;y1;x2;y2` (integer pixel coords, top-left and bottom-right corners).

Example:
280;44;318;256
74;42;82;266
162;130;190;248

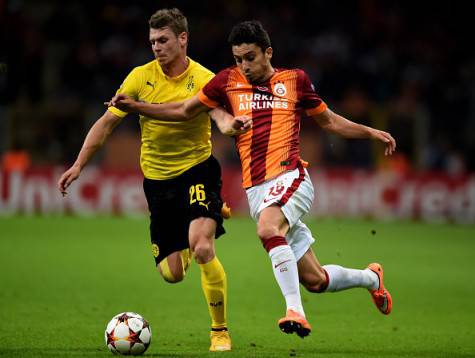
143;155;225;264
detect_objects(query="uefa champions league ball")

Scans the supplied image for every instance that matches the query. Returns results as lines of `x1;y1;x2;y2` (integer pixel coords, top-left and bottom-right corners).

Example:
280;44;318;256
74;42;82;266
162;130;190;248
105;312;152;355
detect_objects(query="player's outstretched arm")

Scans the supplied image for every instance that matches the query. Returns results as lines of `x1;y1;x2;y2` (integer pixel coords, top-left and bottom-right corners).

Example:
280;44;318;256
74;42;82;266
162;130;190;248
313;108;396;156
57;111;122;195
210;108;252;136
107;94;209;121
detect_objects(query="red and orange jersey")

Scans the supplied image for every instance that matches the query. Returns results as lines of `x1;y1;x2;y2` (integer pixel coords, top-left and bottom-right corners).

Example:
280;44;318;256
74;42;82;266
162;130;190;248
198;66;327;188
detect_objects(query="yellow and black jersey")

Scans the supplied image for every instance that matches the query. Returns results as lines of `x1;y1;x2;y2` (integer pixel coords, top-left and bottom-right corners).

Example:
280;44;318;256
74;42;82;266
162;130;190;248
108;57;214;180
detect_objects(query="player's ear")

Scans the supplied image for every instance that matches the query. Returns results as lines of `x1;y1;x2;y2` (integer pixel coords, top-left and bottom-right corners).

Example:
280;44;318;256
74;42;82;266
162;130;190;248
178;31;188;47
265;47;273;60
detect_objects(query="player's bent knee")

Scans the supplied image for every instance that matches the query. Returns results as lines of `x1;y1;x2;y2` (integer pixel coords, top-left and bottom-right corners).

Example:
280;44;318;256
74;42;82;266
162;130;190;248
256;226;280;241
301;273;328;293
303;281;327;293
192;242;214;263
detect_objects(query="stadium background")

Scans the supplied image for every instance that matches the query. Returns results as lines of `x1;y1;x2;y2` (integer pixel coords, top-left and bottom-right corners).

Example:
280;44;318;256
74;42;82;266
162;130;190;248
1;0;474;222
1;1;475;358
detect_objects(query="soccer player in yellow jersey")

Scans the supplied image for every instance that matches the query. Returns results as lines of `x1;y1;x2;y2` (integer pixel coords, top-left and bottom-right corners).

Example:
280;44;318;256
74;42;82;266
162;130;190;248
57;8;250;352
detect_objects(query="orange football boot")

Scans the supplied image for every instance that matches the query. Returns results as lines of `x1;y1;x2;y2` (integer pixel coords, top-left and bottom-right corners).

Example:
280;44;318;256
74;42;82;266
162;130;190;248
278;309;312;338
367;263;392;315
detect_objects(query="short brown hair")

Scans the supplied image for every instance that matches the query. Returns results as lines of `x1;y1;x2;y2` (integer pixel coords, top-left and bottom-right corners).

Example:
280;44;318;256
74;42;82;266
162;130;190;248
149;8;188;36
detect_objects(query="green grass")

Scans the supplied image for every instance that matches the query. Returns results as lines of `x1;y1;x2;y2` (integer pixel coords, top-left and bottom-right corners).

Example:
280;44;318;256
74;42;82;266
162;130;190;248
1;216;475;357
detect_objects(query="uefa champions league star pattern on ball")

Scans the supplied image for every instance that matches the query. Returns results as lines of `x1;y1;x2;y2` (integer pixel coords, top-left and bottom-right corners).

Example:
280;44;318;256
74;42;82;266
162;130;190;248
105;312;152;355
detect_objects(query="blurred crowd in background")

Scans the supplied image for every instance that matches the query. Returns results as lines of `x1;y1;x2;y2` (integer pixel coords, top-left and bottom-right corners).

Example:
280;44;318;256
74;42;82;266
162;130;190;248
1;0;473;175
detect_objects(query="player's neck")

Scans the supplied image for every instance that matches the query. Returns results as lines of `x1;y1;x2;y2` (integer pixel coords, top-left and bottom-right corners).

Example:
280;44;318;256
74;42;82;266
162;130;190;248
161;55;189;78
264;66;275;82
255;66;275;84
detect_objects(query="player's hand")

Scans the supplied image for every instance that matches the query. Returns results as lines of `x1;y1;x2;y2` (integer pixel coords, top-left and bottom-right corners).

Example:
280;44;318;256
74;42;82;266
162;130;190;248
230;115;252;135
104;94;137;112
370;129;396;156
57;165;81;196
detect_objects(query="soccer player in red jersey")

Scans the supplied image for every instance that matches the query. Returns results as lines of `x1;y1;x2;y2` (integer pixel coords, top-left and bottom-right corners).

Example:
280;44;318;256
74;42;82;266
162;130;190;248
109;20;396;338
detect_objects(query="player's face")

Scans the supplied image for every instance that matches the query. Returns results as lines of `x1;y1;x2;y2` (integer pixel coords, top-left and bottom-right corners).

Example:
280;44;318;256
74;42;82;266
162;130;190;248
149;27;187;67
232;43;273;84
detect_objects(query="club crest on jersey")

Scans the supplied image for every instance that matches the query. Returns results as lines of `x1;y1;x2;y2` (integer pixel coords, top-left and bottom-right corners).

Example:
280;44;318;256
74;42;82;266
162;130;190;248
273;82;287;97
152;244;159;258
186;75;195;91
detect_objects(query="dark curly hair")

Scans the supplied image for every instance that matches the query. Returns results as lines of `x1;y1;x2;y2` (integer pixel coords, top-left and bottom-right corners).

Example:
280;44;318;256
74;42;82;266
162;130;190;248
228;20;271;52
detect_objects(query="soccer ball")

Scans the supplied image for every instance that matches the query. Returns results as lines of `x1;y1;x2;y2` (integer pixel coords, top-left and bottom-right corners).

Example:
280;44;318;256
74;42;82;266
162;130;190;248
105;312;152;355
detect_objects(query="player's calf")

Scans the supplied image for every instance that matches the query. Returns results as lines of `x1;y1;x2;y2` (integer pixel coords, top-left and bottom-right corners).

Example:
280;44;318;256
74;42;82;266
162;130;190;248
158;263;184;283
300;269;329;293
158;250;191;283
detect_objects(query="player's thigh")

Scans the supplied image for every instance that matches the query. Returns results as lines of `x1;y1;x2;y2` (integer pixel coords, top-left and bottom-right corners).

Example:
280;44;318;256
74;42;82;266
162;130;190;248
279;168;314;228
186;156;226;242
257;205;289;238
297;248;327;292
246;166;313;237
189;217;216;247
143;177;190;265
286;220;315;261
189;217;217;263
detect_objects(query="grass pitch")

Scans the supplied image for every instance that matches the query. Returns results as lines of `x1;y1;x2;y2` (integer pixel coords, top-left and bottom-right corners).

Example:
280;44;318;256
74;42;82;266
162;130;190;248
1;216;474;357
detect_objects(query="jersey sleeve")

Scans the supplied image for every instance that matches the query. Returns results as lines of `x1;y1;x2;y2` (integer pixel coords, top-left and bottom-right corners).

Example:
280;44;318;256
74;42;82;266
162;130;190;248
108;68;143;118
193;64;215;90
298;70;327;116
198;69;229;109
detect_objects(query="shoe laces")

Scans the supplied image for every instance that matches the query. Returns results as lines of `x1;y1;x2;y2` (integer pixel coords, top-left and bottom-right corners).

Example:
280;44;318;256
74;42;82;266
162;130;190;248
211;330;229;344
